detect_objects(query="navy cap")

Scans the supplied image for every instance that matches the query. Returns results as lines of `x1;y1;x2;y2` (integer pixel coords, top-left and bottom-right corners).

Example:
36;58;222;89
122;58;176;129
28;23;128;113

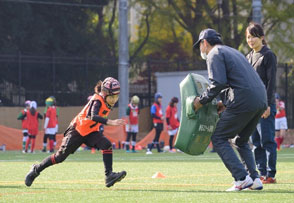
193;28;222;49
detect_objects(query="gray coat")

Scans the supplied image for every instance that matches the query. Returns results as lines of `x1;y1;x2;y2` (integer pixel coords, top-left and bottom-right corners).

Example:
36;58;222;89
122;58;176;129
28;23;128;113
199;45;267;113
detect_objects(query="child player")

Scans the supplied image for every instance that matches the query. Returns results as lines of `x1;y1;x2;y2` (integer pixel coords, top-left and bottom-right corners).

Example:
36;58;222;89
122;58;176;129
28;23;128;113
125;95;140;152
25;77;127;188
165;97;180;152
146;93;164;154
17;100;31;153
43;97;58;153
24;101;43;153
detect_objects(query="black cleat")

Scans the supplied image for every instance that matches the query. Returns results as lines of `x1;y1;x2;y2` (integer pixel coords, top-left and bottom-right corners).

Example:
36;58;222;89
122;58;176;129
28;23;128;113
105;171;127;188
25;164;40;187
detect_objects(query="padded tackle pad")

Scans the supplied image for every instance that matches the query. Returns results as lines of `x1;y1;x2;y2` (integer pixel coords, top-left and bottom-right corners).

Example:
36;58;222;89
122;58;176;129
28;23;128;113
174;73;219;155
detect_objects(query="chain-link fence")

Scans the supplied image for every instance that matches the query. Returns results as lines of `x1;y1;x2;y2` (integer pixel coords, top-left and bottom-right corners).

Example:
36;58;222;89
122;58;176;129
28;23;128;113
0;53;293;128
0;53;118;106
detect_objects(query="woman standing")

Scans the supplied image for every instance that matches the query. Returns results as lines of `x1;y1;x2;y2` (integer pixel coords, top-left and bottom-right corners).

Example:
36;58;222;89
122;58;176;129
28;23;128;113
246;22;277;184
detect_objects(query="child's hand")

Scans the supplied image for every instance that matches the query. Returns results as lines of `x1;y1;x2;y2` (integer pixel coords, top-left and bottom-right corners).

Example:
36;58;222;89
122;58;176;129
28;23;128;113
107;119;126;126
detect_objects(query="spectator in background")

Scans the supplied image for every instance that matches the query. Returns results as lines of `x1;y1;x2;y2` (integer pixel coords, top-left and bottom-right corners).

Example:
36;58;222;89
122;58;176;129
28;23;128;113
43;96;60;152
23;101;43;153
17;100;31;153
275;93;288;151
246;22;277;184
125;95;140;153
165;97;179;152
43;97;58;153
146;93;164;154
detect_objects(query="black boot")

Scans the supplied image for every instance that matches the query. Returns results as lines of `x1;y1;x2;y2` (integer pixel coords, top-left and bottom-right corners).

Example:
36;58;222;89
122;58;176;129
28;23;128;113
105;171;127;187
25;164;40;187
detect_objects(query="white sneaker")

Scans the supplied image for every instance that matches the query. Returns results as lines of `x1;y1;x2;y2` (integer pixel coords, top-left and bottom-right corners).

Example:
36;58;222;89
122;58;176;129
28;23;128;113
146;151;152;155
226;175;253;192
250;178;263;190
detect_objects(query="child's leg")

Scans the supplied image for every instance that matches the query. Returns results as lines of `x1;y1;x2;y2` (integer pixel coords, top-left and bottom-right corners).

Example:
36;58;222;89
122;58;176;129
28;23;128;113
125;132;131;151
30;135;36;152
49;134;55;152
131;132;137;151
275;130;281;150
25;136;31;152
22;131;28;151
169;135;174;150
42;134;48;152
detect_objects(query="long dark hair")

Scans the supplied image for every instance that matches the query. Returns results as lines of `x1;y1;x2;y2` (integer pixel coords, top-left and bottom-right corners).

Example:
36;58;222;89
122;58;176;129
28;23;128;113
246;22;267;45
94;81;102;94
169;97;179;107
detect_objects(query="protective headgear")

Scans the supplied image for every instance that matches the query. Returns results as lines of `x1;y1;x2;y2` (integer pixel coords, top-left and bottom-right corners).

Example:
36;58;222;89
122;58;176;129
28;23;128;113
102;77;120;96
24;100;31;107
154;92;162;101
30;101;37;109
131;95;140;104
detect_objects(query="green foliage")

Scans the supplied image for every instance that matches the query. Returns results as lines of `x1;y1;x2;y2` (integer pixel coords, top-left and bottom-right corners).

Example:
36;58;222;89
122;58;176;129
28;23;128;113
0;0;113;57
130;0;294;63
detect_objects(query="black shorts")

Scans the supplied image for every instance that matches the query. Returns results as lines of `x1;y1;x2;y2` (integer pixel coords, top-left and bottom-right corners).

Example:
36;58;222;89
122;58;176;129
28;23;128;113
59;125;111;155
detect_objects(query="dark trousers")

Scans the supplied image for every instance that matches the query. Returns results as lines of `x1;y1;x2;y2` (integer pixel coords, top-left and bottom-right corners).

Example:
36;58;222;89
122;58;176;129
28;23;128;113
252;104;277;178
149;123;163;152
36;125;113;176
126;132;137;150
211;108;264;181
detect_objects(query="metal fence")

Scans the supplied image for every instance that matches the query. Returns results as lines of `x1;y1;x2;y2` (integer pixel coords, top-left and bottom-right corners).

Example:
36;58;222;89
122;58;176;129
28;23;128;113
0;53;118;106
0;53;293;127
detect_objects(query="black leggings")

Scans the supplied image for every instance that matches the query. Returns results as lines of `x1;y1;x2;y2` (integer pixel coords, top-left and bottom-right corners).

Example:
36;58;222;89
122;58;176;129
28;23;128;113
153;123;163;144
54;126;112;163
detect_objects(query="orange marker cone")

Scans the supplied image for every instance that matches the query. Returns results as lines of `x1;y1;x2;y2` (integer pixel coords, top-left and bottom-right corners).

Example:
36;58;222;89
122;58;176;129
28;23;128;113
152;172;166;178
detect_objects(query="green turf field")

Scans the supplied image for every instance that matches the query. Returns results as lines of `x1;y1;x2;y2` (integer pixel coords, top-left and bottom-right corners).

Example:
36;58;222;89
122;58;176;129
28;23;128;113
0;148;293;202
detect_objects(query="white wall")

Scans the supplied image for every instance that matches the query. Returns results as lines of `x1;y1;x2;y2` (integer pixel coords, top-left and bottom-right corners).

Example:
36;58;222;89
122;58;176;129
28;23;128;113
155;70;209;119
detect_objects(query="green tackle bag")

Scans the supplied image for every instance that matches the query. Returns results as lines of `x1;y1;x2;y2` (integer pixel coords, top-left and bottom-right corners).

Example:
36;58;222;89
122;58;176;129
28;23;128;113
174;73;219;155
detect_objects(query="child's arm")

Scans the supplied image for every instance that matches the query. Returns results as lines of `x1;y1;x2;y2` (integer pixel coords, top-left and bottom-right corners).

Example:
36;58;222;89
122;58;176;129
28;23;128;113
90;100;125;126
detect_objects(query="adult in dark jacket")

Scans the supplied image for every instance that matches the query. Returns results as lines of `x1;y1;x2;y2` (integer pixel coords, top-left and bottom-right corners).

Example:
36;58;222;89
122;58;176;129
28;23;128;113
246;22;277;184
193;28;267;191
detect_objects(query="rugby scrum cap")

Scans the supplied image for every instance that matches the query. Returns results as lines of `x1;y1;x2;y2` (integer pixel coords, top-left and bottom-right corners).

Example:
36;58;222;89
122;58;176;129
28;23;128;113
102;77;120;95
193;28;222;49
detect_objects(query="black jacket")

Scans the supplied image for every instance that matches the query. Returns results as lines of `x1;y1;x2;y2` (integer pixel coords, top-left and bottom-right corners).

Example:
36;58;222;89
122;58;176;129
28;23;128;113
199;45;267;113
247;46;277;106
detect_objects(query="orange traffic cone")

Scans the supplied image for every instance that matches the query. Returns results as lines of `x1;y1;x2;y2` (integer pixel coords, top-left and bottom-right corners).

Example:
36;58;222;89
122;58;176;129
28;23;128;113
152;172;166;178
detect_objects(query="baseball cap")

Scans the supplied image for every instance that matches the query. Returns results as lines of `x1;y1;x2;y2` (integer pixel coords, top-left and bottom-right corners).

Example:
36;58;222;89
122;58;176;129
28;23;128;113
193;28;222;49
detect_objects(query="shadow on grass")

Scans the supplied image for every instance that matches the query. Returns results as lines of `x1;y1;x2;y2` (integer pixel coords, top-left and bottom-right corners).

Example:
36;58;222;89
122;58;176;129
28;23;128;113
114;188;294;194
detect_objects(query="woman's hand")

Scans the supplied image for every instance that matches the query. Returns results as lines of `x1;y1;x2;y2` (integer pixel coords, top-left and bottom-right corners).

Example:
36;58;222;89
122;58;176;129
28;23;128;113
107;119;126;126
261;106;271;119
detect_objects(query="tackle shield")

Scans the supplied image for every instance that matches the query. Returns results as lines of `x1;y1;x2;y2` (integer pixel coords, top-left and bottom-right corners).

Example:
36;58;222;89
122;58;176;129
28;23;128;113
174;73;219;155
